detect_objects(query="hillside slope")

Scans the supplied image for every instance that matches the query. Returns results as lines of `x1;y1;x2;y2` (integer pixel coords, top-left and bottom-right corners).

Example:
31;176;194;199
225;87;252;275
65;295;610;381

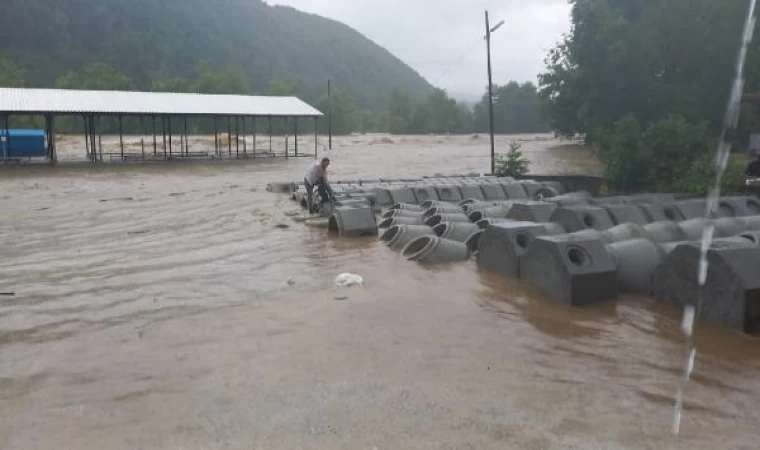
0;0;432;110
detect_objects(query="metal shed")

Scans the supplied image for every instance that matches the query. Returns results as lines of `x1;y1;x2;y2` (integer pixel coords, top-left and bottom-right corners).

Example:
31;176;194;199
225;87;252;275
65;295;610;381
0;87;323;164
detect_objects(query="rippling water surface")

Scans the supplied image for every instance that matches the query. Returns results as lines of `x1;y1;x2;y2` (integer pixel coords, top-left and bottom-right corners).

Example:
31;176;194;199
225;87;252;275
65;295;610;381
1;134;758;449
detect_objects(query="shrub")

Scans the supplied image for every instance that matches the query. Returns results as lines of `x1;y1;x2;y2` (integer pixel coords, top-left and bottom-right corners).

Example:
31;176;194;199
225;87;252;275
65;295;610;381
495;141;530;178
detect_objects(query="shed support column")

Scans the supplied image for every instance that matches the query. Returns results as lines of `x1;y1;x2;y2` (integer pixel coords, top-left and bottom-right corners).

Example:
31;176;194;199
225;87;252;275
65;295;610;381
140;116;145;160
97;117;102;162
285;118;289;159
314;117;318;160
47;115;57;165
152;115;157;157
83;115;90;162
162;116;167;159
242;116;247;156
184;116;189;155
214;117;219;157
235;116;240;158
294;117;298;157
268;116;272;155
168;116;173;159
119;115;124;160
253;117;257;157
227;116;232;157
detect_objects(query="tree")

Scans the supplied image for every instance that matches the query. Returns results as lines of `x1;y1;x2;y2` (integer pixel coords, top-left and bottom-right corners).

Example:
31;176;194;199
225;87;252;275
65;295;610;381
151;73;191;92
194;61;250;95
538;0;753;143
55;63;134;90
495;142;531;178
474;82;549;134
0;57;24;87
318;88;355;134
268;76;298;96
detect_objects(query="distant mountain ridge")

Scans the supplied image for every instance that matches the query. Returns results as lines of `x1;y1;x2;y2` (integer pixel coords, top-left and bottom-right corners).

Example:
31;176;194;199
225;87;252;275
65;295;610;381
0;0;433;110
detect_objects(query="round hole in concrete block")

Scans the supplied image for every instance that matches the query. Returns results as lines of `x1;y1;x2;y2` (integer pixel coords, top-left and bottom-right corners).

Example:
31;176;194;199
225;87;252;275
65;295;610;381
515;232;531;249
380;226;401;243
719;203;735;217
664;207;677;221
567;247;590;267
739;233;759;244
583;214;596;228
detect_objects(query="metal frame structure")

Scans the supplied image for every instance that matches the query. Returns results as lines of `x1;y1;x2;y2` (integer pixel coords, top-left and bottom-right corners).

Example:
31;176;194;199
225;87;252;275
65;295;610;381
0;88;323;164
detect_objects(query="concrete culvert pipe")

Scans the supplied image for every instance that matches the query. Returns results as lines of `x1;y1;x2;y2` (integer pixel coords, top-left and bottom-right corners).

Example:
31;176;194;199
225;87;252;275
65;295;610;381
477;218;511;229
738;231;760;245
382;209;422;219
465;230;484;255
379;216;424;228
402;235;470;263
742;215;760;230
380;224;436;251
433;221;481;242
603;223;652;244
328;207;378;237
435;185;464;202
458;198;480;207
643;221;687;243
425;213;472;227
420;200;444;209
606;238;666;294
390;203;424;212
533;186;559;200
425;204;466;216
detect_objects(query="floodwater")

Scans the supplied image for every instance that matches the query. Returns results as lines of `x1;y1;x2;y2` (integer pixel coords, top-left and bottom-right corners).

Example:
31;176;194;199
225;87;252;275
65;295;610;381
0;134;758;449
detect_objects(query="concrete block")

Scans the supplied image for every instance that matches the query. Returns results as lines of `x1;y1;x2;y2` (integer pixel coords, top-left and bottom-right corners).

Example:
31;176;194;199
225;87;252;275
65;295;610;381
468;204;513;222
389;203;424;212
379;216;424;228
477;221;554;277
412;186;439;204
603;204;651;226
546;193;592;207
652;243;760;333
328;206;378;237
506;201;558;223
636;203;672;222
589;196;632;206
389;187;418;205
548;206;615;233
476;218;512;229
423;204;465;218
368;187;393;206
521;234;618;305
481;183;509;201
667;199;710;220
435;185;464;202
500;181;529;199
629;193;676;204
519;180;543;198
542;181;566;195
459;185;486;201
717;196;760;217
382;208;422;219
677;218;748;241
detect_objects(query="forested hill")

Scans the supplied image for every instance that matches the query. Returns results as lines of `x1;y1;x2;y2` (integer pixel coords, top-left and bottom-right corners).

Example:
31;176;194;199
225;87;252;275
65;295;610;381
0;0;432;109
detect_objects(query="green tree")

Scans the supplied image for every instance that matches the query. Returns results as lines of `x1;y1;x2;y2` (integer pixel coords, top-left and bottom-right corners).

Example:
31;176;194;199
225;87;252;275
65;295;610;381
495;142;531;178
151;73;191;92
386;89;413;134
474;82;549;134
194;61;250;95
318;88;356;134
268;76;298;96
0;57;24;87
55;63;134;90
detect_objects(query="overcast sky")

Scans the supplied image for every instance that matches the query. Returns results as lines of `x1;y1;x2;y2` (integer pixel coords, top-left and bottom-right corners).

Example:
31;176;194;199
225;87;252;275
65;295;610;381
267;0;572;101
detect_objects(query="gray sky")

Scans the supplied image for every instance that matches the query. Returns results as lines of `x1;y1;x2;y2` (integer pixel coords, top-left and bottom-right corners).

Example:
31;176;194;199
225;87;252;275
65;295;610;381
267;0;571;101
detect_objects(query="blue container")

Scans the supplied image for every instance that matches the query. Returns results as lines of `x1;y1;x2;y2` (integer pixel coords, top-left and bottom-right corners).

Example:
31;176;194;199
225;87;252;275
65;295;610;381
0;129;47;158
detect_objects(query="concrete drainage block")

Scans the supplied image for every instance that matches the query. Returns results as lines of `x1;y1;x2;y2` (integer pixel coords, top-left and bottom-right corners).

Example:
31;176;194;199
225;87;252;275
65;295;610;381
413;186;439;204
506;201;558;223
718;196;760;217
425;213;472;227
548;206;615;233
481;183;508;201
379;216;425;228
402;235;470;263
603;204;651;225
389;188;419;205
476;221;566;277
652;243;760;333
458;185;486;201
521;235;618;305
435;185;464;202
328;206;378;237
606;238;666;294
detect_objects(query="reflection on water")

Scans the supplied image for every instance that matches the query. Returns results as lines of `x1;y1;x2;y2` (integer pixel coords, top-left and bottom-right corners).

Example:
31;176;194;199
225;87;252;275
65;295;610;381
1;134;759;449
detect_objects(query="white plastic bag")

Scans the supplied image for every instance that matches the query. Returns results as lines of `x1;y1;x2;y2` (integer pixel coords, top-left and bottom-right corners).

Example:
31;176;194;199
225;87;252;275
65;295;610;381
334;273;364;287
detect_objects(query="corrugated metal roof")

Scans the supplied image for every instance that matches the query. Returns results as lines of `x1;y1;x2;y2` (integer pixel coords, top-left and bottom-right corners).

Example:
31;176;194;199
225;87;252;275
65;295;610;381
0;88;323;117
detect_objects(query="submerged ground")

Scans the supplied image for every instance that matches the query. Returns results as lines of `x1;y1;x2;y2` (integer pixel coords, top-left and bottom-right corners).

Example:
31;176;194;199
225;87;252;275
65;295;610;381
1;134;758;449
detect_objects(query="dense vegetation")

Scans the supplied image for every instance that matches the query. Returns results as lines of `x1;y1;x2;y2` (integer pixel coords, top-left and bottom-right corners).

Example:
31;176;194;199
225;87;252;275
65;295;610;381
539;0;757;193
0;0;549;135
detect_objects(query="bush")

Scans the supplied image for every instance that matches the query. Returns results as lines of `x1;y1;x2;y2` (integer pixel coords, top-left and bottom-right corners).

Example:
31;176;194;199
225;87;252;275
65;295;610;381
494;142;530;178
595;114;717;193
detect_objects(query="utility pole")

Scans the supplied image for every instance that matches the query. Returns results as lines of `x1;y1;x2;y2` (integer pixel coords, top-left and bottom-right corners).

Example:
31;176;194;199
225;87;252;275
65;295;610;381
328;79;333;150
485;11;504;175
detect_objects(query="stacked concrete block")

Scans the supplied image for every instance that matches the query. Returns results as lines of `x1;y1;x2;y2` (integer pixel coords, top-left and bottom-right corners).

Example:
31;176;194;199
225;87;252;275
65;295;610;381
435;185;464;202
602;204;651;226
412;186;439;203
388;187;419;205
381;224;436;251
328;206;378;237
549;206;616;233
506;201;558;223
521;234;618;305
477;221;566;277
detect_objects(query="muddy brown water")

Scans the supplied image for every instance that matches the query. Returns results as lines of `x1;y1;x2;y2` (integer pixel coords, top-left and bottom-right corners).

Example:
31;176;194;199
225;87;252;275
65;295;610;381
1;134;758;449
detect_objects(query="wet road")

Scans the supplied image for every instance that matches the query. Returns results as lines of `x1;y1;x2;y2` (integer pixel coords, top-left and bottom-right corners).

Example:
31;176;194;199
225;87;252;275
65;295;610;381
1;134;758;449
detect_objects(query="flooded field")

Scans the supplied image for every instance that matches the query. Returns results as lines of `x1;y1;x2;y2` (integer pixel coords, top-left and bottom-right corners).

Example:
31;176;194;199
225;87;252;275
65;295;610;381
1;134;758;449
